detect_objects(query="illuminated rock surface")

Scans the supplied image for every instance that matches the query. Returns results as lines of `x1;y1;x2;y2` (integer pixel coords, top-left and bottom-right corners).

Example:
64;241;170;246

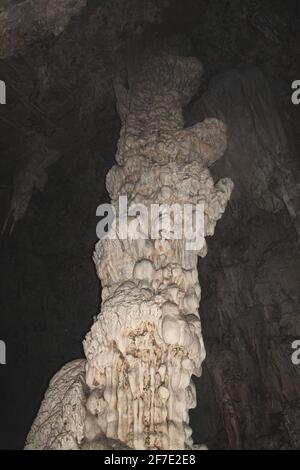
25;53;233;450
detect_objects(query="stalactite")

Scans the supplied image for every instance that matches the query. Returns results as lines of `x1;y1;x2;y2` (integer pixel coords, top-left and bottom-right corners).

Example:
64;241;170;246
25;53;233;450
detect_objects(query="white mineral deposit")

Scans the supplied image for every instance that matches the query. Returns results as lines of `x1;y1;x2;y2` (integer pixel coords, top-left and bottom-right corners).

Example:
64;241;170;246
25;53;233;450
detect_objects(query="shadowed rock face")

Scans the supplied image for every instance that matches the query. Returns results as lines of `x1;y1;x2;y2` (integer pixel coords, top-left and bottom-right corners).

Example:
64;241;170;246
189;67;300;449
0;0;87;59
0;0;299;450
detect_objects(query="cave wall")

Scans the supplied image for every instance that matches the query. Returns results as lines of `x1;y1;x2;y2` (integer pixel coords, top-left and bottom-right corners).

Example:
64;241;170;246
188;66;300;449
0;0;299;449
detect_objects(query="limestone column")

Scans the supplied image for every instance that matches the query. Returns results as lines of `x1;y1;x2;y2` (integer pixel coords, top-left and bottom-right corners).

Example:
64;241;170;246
25;53;233;450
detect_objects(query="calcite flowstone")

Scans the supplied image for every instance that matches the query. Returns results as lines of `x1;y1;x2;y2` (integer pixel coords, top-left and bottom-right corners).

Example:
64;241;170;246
25;53;233;450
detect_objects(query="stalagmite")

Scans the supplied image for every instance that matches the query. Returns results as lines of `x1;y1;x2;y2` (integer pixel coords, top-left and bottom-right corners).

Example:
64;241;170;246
25;53;233;450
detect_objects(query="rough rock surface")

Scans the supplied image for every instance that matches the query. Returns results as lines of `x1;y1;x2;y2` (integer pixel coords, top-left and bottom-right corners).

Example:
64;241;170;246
0;0;87;59
188;67;300;449
25;359;86;450
25;53;233;450
0;0;299;451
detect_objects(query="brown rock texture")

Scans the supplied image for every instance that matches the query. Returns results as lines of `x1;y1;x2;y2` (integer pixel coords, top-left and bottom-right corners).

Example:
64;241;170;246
0;0;87;59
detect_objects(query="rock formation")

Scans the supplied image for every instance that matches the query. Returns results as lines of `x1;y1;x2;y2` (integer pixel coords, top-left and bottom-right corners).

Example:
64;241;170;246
24;53;233;450
188;66;300;449
0;0;87;59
